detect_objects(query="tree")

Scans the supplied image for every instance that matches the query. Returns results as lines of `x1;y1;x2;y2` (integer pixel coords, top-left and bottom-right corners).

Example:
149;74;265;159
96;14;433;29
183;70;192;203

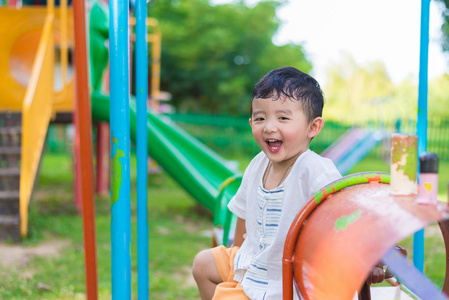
148;0;312;115
429;74;449;119
323;53;396;124
436;0;449;53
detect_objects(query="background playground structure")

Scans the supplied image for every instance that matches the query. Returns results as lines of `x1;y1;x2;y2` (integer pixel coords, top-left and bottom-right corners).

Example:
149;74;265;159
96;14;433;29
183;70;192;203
0;0;241;240
1;0;243;298
0;0;73;241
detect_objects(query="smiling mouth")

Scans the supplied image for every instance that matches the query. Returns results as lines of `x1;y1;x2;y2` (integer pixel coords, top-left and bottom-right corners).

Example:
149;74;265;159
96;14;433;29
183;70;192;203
266;139;282;152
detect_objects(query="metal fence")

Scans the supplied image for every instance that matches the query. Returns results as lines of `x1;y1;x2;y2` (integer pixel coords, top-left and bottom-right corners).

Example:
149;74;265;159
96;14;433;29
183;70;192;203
168;113;449;161
427;119;449;162
168;113;359;157
44;114;449;161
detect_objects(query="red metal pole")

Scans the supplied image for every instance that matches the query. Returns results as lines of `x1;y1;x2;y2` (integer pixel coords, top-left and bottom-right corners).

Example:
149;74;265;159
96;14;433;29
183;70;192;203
95;122;110;196
8;0;19;8
95;62;111;196
73;0;98;298
74;99;83;213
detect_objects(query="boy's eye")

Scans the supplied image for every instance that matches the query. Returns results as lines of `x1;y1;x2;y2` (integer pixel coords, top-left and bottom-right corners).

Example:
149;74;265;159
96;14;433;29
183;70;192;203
254;117;264;121
279;117;289;120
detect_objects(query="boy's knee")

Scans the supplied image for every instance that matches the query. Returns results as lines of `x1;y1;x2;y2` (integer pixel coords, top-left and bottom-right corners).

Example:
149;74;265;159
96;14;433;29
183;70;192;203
193;249;223;299
193;248;221;284
192;249;212;279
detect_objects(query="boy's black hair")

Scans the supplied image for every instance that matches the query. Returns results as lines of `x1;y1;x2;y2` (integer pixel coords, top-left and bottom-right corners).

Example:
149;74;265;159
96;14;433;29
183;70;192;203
251;66;324;122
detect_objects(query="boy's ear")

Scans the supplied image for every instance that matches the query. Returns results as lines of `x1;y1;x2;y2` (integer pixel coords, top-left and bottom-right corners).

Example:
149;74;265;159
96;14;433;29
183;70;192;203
249;118;252;127
308;117;324;139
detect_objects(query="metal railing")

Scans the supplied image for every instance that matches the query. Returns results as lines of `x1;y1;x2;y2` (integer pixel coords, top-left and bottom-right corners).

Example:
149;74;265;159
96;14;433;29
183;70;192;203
20;0;56;236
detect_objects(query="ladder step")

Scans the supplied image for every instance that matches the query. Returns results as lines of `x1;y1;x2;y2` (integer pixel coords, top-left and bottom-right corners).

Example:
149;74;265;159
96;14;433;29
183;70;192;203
0;147;21;155
0;215;19;225
0;112;22;127
0;168;20;177
0;191;20;200
0;126;22;135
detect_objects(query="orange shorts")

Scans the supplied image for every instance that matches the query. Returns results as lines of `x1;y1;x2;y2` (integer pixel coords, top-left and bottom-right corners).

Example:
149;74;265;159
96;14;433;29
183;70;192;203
211;245;250;300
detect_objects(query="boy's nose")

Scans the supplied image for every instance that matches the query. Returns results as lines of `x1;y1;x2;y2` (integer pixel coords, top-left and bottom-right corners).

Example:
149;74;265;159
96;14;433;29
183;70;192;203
264;121;277;133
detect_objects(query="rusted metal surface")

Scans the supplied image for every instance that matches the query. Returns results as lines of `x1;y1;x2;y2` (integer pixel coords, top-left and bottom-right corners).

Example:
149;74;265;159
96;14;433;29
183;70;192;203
73;0;97;297
283;173;449;300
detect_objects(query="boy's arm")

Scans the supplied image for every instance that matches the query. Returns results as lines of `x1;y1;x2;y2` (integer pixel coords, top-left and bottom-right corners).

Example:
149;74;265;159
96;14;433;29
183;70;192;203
233;218;246;247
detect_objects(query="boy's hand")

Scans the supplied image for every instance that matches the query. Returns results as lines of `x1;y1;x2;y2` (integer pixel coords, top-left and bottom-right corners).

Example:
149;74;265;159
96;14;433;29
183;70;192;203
366;246;407;286
366;265;385;285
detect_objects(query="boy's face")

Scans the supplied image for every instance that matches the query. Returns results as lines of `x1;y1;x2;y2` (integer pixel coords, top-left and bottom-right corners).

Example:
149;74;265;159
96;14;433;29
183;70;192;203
250;97;323;167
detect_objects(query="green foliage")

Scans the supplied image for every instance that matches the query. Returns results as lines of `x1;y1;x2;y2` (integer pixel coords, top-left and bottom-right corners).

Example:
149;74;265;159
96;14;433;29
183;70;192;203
148;0;311;115
428;74;449;119
437;0;449;53
321;52;449;125
323;53;400;124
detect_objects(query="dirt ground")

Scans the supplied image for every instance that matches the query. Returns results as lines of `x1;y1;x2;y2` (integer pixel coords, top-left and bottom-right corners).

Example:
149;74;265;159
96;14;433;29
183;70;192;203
0;239;71;268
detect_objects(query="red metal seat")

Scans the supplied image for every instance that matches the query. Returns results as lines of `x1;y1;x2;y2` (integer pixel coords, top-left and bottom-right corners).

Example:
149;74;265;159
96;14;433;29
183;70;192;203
282;172;449;300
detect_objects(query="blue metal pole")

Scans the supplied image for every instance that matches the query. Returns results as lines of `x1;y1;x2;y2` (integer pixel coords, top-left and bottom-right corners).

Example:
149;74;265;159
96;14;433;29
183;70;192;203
109;0;131;298
414;0;430;273
135;0;149;298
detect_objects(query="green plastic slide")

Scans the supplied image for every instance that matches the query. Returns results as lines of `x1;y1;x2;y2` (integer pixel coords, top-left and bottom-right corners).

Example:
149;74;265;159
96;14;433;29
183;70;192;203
91;92;241;244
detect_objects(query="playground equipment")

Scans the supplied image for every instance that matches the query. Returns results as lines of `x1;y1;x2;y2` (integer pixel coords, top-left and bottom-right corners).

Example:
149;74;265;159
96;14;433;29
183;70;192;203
0;0;73;241
0;0;237;236
1;0;241;297
92;92;241;212
321;126;387;175
282;172;449;299
282;0;444;298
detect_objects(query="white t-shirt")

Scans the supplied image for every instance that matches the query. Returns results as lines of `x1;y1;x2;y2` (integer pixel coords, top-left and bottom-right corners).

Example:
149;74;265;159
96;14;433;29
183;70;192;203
228;149;342;300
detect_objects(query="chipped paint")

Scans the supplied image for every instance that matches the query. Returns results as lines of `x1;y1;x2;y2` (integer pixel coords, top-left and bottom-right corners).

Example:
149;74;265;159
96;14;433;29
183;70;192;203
111;136;125;205
391;135;417;182
335;210;362;231
391;135;417;195
321;188;328;198
315;185;336;203
367;174;382;183
313;173;390;204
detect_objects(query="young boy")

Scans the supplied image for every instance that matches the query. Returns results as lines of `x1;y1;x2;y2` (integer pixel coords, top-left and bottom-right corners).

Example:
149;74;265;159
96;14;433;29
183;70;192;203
192;66;342;299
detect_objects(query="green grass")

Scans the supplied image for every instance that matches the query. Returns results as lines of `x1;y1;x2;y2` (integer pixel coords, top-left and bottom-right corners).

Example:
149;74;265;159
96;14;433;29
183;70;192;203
0;153;212;299
1;151;449;298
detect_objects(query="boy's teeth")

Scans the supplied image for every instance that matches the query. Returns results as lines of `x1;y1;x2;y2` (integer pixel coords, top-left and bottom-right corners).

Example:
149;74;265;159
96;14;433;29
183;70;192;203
267;139;282;149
